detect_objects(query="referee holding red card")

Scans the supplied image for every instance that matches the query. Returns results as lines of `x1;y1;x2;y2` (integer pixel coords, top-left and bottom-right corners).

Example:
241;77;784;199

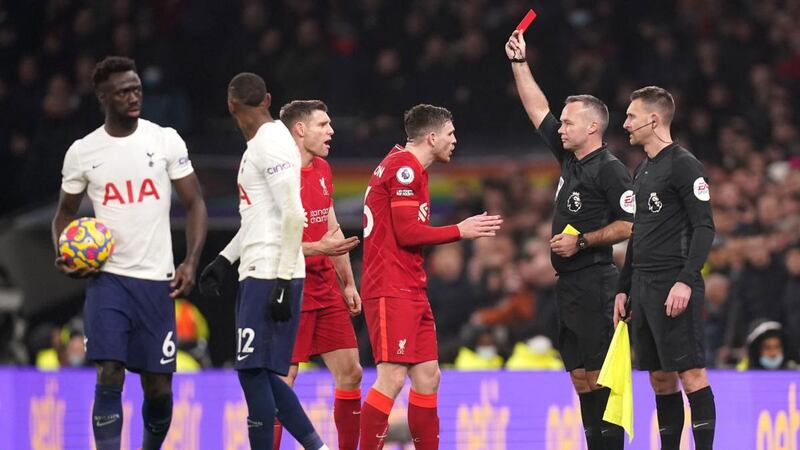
506;15;631;450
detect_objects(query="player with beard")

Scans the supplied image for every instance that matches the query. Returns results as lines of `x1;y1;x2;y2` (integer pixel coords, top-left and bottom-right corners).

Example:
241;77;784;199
53;56;208;450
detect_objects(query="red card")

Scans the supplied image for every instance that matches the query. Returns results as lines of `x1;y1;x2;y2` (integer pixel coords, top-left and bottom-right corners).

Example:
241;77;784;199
516;9;537;32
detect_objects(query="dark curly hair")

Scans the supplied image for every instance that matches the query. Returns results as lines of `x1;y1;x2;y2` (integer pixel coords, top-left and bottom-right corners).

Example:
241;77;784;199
92;56;137;89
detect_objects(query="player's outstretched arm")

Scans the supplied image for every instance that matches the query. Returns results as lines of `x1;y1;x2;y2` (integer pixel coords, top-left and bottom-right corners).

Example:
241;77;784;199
52;190;98;278
303;224;359;257
171;173;208;298
506;30;550;128
456;212;504;240
326;207;361;315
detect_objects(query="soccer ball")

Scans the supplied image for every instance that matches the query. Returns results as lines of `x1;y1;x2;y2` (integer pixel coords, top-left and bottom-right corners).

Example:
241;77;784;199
58;217;115;269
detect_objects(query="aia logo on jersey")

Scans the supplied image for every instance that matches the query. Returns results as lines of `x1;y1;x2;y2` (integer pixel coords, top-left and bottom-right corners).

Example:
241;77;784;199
418;202;429;222
648;192;663;213
319;177;329;196
238;184;251;205
103;179;160;205
567;191;582;213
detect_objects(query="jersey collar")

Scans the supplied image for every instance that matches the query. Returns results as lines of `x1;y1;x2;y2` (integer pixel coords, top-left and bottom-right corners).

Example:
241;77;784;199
648;142;678;162
577;143;609;165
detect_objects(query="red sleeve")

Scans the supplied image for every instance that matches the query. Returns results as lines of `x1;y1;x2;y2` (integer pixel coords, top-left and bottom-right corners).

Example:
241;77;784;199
386;161;460;246
390;203;461;247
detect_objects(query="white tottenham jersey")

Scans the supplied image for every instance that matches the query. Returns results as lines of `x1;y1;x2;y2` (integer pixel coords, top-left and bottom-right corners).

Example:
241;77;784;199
60;119;194;280
234;121;305;281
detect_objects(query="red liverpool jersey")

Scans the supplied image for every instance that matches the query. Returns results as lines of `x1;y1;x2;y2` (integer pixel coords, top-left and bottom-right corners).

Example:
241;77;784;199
361;145;461;300
301;157;340;310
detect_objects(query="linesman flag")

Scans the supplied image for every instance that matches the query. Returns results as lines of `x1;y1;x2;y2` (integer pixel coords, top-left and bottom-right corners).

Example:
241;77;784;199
597;321;634;442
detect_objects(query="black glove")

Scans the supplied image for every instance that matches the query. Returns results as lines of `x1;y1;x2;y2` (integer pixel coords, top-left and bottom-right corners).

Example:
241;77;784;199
269;278;292;322
199;255;233;296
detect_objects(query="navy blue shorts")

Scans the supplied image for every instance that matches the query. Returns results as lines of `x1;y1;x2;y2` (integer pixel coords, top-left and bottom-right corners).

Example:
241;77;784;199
84;272;177;373
234;277;304;375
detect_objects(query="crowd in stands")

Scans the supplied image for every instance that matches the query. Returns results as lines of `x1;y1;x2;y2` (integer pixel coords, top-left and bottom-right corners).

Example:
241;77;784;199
0;0;798;370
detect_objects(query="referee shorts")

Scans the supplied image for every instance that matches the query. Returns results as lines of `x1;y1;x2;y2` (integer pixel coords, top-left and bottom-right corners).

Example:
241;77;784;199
555;264;617;372
630;269;706;372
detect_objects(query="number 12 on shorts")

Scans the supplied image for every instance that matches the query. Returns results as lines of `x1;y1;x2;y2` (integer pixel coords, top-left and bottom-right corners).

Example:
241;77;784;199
237;327;255;360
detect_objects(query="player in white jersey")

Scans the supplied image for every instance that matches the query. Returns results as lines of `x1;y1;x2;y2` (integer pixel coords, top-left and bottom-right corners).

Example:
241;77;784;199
51;57;208;450
217;72;328;450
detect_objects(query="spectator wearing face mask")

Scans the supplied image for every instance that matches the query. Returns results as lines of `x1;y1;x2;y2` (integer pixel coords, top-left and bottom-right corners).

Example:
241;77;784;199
739;320;799;370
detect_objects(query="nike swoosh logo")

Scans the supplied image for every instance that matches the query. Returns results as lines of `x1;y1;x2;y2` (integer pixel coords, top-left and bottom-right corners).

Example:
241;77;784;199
92;163;104;169
277;289;284;304
693;422;709;429
353;411;361;415
675;354;688;361
237;354;250;361
94;415;120;427
160;357;175;364
376;433;388;439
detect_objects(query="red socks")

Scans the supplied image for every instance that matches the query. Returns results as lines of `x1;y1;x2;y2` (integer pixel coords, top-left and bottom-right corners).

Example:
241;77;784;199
359;388;394;450
408;390;439;450
272;418;282;450
334;388;361;450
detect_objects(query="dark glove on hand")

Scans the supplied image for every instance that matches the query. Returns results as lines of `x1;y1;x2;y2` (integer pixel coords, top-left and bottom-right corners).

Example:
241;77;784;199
269;278;292;322
199;255;232;296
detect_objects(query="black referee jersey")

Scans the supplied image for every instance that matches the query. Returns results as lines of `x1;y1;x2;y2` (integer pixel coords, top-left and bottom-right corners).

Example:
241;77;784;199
617;143;715;294
537;112;634;274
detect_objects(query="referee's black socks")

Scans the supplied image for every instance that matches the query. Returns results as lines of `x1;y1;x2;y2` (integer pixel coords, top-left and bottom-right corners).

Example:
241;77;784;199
655;391;684;450
579;388;624;450
687;386;716;450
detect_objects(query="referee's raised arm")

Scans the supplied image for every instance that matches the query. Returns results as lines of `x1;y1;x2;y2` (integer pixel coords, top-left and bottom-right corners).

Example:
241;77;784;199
506;30;550;128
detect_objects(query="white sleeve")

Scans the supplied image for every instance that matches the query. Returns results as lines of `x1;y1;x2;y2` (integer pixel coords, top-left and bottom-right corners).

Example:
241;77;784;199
264;141;304;280
164;128;194;180
61;143;87;194
219;229;242;263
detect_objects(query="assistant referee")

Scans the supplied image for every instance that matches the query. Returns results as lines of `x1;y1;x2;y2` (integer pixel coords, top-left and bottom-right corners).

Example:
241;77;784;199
615;86;716;450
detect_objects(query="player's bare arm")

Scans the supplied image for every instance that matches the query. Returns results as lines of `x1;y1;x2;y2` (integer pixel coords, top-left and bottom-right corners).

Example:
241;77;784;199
550;220;632;258
171;173;208;298
52;189;98;278
506;30;550;128
302;224;359;257
327;207;361;315
456;212;504;240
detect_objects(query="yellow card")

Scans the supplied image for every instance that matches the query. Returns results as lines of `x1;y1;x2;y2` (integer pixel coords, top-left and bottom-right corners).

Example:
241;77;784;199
562;224;580;236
